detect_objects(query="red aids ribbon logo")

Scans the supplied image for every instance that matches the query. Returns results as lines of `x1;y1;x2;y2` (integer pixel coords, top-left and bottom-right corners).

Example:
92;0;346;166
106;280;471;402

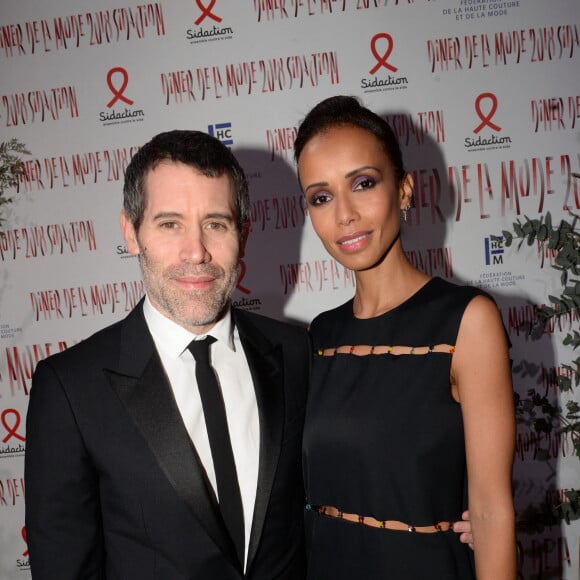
236;259;251;295
106;67;135;108
369;33;398;74
194;0;222;25
474;92;502;133
1;408;26;443
22;526;29;557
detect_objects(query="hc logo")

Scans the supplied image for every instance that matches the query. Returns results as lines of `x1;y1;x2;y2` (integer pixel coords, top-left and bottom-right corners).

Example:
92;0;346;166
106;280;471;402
484;236;504;265
208;122;233;146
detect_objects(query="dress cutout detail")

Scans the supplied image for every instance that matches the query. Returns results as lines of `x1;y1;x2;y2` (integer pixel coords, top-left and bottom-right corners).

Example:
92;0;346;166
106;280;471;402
303;278;485;579
315;343;455;356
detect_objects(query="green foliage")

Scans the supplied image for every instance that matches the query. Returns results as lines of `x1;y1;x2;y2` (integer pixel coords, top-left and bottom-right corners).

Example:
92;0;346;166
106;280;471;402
0;138;30;230
501;212;580;527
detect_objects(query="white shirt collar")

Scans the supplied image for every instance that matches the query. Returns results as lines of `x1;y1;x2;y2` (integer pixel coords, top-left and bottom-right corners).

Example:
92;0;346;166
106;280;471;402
143;295;235;358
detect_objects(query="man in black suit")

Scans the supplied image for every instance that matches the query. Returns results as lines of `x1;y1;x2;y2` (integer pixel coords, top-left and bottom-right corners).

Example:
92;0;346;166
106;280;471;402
25;130;310;579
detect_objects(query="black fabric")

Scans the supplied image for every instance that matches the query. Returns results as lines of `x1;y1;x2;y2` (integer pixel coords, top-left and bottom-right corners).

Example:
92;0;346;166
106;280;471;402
25;301;309;579
107;355;239;567
189;337;245;567
303;278;483;579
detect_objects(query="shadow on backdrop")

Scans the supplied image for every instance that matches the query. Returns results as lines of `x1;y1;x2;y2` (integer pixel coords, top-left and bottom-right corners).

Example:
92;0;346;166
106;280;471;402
233;146;306;327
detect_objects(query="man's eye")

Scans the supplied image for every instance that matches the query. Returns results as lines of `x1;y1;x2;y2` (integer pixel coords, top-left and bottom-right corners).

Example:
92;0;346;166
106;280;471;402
160;222;178;229
207;222;226;230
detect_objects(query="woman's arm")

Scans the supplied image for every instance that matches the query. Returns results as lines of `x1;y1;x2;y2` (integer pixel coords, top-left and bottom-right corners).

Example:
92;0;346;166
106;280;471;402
452;294;517;580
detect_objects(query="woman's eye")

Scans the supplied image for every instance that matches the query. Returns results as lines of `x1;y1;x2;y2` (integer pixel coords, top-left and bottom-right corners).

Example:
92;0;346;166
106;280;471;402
353;176;376;190
309;192;331;206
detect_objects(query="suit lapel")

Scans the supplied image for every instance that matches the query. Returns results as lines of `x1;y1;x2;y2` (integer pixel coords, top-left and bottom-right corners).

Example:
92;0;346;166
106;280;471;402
234;311;285;572
105;303;240;570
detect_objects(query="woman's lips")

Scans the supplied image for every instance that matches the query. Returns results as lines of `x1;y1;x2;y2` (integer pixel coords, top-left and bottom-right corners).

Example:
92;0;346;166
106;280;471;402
336;231;371;252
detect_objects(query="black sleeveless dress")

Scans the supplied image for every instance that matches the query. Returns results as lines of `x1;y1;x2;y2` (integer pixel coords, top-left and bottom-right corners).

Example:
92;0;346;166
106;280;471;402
303;278;482;579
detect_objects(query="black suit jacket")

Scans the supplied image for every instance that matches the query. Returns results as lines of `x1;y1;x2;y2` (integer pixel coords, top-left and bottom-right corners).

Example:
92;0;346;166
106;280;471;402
25;302;310;579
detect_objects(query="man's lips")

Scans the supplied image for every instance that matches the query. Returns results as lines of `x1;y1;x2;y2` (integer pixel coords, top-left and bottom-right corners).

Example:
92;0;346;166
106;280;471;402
174;275;216;289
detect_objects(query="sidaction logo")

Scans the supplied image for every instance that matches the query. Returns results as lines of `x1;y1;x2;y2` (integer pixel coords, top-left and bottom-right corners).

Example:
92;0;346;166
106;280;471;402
16;526;30;571
464;92;512;151
116;244;137;260
99;67;145;126
361;33;408;93
0;408;26;458
236;259;251;296
186;0;234;44
194;0;221;25
232;259;262;311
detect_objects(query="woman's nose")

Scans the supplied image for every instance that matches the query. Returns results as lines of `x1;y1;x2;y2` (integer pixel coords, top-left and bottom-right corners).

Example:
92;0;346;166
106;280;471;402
336;195;358;226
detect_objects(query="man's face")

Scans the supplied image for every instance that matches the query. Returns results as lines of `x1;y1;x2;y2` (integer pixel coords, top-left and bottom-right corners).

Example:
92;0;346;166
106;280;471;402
121;160;244;334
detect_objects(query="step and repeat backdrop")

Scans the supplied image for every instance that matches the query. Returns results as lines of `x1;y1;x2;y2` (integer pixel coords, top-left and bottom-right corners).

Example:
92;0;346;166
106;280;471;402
1;1;578;577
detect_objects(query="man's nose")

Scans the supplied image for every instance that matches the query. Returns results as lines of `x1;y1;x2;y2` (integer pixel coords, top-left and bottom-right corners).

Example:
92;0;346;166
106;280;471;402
179;229;210;263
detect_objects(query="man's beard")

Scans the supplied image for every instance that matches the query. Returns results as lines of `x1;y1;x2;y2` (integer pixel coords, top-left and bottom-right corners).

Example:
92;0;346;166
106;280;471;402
139;250;239;330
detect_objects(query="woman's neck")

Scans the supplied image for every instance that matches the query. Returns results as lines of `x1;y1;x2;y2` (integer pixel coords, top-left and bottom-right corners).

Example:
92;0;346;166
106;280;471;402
352;257;430;319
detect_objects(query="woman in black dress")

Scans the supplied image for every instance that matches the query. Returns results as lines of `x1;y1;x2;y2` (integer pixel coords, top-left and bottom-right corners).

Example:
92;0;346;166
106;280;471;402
295;96;516;579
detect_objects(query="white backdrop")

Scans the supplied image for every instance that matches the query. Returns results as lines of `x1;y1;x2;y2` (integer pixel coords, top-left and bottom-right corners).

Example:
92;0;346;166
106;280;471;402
1;1;578;578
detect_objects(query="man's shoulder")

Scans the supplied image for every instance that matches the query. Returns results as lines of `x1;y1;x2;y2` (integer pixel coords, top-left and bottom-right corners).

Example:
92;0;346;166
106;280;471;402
41;305;142;370
233;307;308;340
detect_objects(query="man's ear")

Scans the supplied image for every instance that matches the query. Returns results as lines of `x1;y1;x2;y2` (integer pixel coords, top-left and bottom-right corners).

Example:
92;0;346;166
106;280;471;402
120;211;140;255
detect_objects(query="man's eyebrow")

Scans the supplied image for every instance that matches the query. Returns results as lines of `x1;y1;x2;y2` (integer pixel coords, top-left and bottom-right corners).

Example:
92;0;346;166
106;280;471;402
152;211;183;221
151;211;235;221
205;212;235;222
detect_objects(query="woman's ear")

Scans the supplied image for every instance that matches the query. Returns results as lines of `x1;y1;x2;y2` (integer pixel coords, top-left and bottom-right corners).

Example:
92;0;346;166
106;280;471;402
399;173;414;210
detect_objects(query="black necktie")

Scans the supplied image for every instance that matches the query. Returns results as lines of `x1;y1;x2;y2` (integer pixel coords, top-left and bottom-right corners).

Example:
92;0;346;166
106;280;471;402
188;337;245;565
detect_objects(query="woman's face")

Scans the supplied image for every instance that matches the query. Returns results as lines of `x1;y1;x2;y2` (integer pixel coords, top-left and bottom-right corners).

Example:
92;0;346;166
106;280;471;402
297;124;411;272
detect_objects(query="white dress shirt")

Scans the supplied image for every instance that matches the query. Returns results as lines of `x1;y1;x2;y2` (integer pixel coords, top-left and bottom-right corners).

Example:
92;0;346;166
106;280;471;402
143;296;259;567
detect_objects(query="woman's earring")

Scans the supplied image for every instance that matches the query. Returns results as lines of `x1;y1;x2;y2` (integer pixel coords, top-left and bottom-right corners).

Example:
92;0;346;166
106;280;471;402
401;203;411;222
